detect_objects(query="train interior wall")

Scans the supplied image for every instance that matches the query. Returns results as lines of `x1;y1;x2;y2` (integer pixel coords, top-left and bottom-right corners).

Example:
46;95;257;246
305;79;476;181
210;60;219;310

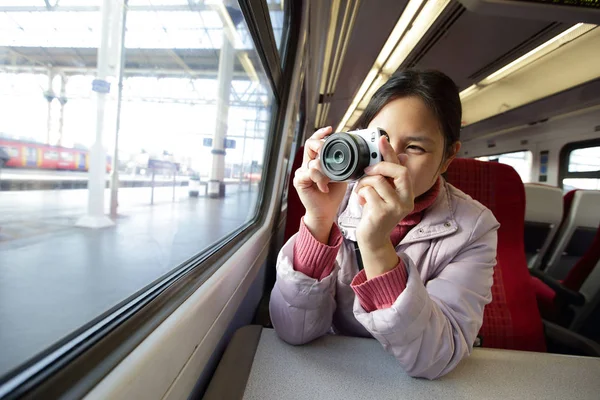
460;106;600;185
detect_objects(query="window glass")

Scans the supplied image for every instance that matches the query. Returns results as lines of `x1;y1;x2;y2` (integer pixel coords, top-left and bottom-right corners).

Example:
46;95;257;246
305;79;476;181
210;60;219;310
563;178;600;191
562;144;600;191
0;1;275;380
476;150;532;183
44;151;59;160
267;0;287;54
568;146;600;172
7;147;19;158
61;151;74;162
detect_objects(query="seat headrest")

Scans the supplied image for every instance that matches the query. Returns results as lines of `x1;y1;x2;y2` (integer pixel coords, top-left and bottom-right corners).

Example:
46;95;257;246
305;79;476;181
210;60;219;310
445;158;524;218
524;184;563;224
569;190;600;229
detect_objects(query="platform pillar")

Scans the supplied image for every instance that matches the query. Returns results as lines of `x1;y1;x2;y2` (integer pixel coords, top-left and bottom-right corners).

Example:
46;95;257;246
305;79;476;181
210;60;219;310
208;11;236;198
44;69;55;145
77;0;126;228
57;74;67;147
109;0;128;218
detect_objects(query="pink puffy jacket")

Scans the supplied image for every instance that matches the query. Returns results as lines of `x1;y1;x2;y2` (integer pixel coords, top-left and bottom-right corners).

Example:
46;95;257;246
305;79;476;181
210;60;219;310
269;179;499;379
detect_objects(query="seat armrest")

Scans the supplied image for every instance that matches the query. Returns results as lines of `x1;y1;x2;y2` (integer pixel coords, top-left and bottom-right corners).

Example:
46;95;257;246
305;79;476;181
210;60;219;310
530;269;585;306
543;320;600;357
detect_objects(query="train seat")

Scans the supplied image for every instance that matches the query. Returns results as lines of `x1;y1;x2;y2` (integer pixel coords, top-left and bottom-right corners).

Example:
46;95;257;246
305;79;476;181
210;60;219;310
572;261;600;343
446;158;546;352
523;184;563;270
536;189;577;269
530;223;600;330
543;190;600;279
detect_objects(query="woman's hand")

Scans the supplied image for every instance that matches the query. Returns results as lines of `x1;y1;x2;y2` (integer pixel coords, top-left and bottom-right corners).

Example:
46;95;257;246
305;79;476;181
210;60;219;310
293;126;348;243
355;136;415;262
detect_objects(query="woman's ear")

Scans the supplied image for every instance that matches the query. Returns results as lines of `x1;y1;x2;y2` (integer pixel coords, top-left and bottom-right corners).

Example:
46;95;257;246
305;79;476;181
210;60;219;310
440;141;461;174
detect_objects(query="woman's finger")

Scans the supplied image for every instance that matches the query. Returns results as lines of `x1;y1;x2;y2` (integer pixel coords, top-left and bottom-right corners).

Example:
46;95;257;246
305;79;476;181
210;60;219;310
308;167;330;193
302;127;333;165
310;126;333;140
358;186;385;208
364;161;409;181
355;175;397;204
302;138;324;166
293;168;314;190
379;136;399;164
307;158;324;172
364;162;413;202
293;167;330;193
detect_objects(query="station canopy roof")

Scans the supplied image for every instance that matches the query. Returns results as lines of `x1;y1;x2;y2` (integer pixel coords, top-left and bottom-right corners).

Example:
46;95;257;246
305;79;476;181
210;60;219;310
0;0;283;79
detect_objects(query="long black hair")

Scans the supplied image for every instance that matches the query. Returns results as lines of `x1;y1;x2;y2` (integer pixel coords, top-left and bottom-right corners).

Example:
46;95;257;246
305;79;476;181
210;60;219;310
351;69;461;160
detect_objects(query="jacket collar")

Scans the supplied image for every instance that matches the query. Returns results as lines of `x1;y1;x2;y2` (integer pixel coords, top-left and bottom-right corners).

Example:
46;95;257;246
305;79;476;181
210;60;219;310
400;179;457;245
337;178;457;244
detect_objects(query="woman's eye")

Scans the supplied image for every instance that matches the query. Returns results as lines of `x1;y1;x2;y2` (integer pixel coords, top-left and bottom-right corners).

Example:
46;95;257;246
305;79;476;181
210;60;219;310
406;145;425;153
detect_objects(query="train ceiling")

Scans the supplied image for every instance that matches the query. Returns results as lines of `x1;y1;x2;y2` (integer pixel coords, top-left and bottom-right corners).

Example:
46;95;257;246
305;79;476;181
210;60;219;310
319;0;600;140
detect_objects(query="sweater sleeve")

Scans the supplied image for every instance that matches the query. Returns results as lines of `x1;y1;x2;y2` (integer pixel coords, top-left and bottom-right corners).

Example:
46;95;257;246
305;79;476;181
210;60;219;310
293;218;343;281
350;259;408;312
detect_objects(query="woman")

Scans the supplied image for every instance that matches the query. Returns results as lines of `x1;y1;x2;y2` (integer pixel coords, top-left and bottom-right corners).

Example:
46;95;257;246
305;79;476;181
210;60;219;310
269;70;499;379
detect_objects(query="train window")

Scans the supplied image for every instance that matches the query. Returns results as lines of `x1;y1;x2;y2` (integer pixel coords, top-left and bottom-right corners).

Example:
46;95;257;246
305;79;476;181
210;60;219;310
561;141;600;191
60;151;74;162
476;150;533;182
0;0;279;391
568;146;600;172
44;151;59;161
267;0;288;54
7;147;19;158
563;178;600;191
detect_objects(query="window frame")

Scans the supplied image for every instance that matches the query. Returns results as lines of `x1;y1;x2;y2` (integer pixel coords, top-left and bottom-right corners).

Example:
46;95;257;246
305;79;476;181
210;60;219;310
239;0;286;97
559;138;600;189
277;0;293;65
0;0;302;398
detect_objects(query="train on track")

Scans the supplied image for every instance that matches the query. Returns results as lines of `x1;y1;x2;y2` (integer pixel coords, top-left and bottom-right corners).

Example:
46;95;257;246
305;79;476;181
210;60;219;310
0;138;111;172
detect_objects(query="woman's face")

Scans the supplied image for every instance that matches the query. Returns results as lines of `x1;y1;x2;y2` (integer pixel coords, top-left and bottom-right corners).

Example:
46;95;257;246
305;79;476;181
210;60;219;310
367;96;460;197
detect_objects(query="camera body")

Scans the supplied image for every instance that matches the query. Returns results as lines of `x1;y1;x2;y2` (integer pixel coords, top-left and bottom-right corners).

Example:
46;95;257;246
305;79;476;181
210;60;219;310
319;127;388;182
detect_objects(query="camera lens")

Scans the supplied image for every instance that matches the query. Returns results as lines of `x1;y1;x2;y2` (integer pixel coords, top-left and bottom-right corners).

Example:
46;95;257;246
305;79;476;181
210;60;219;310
333;150;345;164
319;132;370;181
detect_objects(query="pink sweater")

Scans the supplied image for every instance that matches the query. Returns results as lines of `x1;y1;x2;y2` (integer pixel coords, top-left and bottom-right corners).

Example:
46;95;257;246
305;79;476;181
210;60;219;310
293;179;440;312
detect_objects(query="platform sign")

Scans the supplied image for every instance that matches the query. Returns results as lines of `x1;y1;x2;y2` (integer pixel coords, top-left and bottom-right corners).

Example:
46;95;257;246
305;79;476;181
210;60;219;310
92;79;111;94
224;139;236;149
148;159;175;170
202;138;236;149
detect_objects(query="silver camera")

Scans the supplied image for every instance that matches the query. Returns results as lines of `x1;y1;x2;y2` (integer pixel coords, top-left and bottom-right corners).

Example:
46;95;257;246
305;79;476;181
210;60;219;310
319;127;389;182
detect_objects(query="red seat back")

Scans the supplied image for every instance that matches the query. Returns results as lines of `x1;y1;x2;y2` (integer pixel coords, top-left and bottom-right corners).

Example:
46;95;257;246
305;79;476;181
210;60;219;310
284;146;306;242
446;158;546;352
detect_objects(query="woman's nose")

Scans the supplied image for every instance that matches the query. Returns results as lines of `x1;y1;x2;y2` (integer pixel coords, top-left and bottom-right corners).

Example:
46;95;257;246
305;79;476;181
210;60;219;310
397;153;409;165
